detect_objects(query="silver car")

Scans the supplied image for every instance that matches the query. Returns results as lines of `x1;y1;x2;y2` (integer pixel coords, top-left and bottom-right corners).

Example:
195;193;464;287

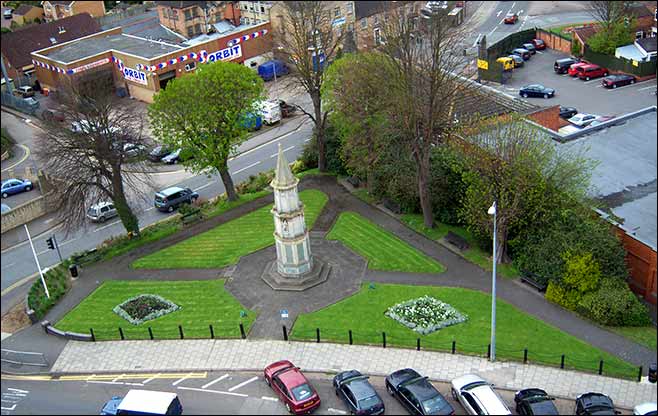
87;201;118;223
451;374;511;415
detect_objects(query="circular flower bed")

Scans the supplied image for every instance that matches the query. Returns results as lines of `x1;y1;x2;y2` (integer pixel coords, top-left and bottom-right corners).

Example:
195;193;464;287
113;294;180;325
385;295;467;335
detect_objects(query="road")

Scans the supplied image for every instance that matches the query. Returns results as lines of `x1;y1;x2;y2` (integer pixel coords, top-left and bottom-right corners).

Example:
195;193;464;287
0;370;586;415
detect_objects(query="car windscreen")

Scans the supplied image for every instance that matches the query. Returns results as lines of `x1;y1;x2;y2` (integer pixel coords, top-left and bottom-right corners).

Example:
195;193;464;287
87;207;97;216
357;395;381;409
422;394;449;414
291;383;313;401
155;195;165;203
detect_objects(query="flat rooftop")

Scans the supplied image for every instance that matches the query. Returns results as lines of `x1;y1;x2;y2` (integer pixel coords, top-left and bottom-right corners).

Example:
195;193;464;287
40;33;183;63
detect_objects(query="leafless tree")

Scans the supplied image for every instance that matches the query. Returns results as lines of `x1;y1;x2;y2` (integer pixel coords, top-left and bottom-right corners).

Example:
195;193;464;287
272;1;346;172
589;1;632;34
35;70;152;236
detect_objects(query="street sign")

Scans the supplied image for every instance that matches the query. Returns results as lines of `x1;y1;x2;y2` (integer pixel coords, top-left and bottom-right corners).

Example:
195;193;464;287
280;309;289;319
477;59;489;70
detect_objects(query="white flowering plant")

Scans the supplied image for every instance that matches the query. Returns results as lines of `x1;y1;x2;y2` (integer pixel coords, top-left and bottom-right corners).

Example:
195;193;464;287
385;295;467;335
113;294;180;325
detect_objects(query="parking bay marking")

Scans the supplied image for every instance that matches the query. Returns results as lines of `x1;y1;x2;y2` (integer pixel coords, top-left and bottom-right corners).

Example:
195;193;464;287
328;409;347;414
202;374;230;389
177;386;248;398
638;85;657;91
228;376;258;392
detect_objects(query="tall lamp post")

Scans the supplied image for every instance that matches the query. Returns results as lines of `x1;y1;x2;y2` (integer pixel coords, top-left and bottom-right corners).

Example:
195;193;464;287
487;201;497;362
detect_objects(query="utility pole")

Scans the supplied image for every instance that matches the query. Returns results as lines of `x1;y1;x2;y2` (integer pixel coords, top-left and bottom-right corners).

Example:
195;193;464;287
25;224;50;299
488;201;497;361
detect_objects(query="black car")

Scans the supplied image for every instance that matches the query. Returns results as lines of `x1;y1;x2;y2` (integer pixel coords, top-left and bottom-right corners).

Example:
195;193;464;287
511;48;531;60
514;388;559;415
601;74;636;88
554;57;580;74
148;145;172;162
333;370;385;415
508;54;524;68
385;369;454;415
575;392;620;415
559;106;578;119
522;43;537;54
519;84;555;99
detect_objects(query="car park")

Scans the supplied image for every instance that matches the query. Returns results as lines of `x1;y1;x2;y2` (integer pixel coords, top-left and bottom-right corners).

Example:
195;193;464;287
86;202;118;223
508;54;524;68
576;64;608;81
575;392;619;415
511;48;531;60
386;368;454;415
154;186;199;213
522;43;537;54
554;57;580;74
504;12;518;24
101;390;183;415
514;388;558;415
149;145;173;162
451;374;511;415
1;178;33;198
13;86;35;98
333;370;385;415
264;360;321;414
568;113;598;127
633;402;657;415
602;74;636;88
559;106;578;119
519;84;555;98
531;39;546;50
568;62;589;77
497;57;515;71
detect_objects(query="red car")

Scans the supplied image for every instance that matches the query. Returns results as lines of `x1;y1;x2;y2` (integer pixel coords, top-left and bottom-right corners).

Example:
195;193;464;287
504;12;518;24
576;64;608;81
264;360;321;414
531;38;546;50
567;62;589;77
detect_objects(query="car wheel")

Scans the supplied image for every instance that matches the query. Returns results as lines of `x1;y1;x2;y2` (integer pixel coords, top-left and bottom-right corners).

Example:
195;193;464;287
585;76;590;81
167;206;174;213
604;72;608;76
612;84;617;88
1;192;7;198
521;93;528;98
451;388;458;400
285;403;292;414
99;216;106;223
544;94;549;99
173;159;178;164
386;383;394;396
630;79;635;84
265;377;270;386
25;185;32;192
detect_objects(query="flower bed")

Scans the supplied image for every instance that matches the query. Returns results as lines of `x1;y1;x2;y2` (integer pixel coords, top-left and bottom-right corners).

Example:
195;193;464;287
113;294;180;325
385;295;467;335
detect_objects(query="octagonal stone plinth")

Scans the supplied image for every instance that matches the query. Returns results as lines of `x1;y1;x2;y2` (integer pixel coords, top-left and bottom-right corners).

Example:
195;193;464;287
261;256;331;291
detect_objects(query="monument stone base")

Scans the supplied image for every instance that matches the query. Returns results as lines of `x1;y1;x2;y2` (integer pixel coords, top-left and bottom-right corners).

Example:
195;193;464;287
260;255;331;291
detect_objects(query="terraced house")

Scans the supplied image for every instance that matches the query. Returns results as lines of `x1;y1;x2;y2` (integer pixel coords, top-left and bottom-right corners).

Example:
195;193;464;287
156;0;241;39
41;0;105;21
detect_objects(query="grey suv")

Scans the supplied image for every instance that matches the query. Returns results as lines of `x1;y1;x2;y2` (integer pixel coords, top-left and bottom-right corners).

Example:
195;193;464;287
87;202;118;223
154;186;199;213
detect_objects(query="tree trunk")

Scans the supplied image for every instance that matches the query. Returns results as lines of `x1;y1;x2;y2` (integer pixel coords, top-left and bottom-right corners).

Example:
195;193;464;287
494;223;511;264
312;92;326;172
219;167;238;202
416;152;434;229
110;167;140;236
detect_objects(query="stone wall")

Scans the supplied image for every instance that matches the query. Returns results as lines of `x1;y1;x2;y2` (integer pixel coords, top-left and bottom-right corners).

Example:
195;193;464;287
1;194;49;233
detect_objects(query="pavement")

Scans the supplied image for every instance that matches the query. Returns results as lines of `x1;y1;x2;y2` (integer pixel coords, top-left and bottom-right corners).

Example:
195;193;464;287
48;339;657;410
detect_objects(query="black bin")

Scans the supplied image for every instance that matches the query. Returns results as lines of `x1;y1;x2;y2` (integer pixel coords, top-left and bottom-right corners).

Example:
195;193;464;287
69;264;78;278
649;363;657;383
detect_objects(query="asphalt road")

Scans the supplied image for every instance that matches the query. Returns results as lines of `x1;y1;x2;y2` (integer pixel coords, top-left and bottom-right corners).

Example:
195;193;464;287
0;370;587;415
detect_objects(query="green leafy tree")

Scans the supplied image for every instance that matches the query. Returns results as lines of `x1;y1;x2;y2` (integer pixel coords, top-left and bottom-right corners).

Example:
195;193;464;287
562;251;601;293
148;62;264;201
588;18;635;55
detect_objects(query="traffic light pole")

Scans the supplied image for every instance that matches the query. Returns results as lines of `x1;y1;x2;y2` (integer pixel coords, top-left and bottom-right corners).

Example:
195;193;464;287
53;235;63;262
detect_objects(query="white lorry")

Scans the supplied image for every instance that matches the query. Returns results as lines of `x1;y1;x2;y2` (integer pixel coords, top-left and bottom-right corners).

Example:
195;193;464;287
258;100;282;126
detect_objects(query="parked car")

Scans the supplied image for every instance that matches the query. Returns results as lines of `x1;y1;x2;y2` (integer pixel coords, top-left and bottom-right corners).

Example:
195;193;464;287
519;84;555;99
258;100;282;125
504;12;518;24
633;402;657;415
264;360;321;415
522;43;537;54
101;390;182;415
531;38;546;50
385;368;454;415
568;62;590;77
559;106;578;119
123;143;146;159
148;145;173;162
154;186;199;213
13;86;35;98
554;57;580;74
42;109;65;123
508;54;524;68
568;113;598;127
162;148;182;164
589;115;616;127
575;392;619;415
277;99;297;118
496;57;515;71
258;60;290;81
602;74;636;88
333;370;385;415
576;64;608;81
514;388;558;415
511;48;531;60
1;178;33;198
3;8;12;19
451;374;511;415
86;201;118;223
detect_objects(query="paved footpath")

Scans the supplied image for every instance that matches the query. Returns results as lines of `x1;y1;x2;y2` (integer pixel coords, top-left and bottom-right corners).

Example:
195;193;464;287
51;339;657;409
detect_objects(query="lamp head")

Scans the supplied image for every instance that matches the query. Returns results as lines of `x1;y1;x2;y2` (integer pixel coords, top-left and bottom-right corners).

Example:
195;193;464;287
487;202;496;216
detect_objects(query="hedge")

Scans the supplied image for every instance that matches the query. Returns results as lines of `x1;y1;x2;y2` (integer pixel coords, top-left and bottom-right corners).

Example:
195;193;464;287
27;261;72;320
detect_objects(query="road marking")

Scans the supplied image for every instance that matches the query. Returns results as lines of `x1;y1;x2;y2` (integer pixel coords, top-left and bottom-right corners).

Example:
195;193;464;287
472;33;482;48
228;121;308;162
0;404;17;411
509;2;516;11
202;374;230;389
1;144;30;173
93;220;121;233
177;386;248;398
58;237;78;247
87;381;144;386
228;376;258;392
261;396;279;402
583;79;602;84
232;161;261;175
517;9;523;15
488;26;498;36
111;374;126;382
172;374;192;386
328;408;347;414
1;393;26;397
0;375;52;381
304;137;311;142
193;182;214;192
142;373;160;384
535;50;543;54
59;372;207;381
496;10;502;17
270;145;295;158
638;85;656;91
6;389;28;394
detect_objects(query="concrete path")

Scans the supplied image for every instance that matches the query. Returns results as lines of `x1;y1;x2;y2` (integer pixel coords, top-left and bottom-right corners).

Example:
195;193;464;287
50;339;657;410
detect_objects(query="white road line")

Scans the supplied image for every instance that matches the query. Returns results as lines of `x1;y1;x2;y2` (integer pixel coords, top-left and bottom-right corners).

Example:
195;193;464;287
1;393;25;397
228;376;258;392
58;237;78;247
93;220;121;233
509;2;516;11
488;26;498;36
232;161;261;175
142;373;160;384
145;206;155;211
496;10;502;17
638;85;657;91
193;182;214;192
111;374;126;382
304;137;311;142
202;374;230;389
7;389;28;394
228;122;307;162
583;79;602;84
87;381;144;386
472;33;482;48
1;399;20;403
535;50;543;54
177;386;248;398
328;408;347;414
1;404;17;411
172;374;192;386
270;145;295;158
261;396;279;402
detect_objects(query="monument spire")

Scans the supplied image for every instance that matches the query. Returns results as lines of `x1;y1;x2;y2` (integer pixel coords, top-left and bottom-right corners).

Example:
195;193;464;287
271;143;297;189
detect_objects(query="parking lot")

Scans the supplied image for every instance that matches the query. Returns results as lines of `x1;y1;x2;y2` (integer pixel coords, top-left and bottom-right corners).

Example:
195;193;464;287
490;48;657;117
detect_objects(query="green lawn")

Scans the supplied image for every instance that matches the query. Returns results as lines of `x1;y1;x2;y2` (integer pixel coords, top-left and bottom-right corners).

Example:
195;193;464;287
402;214;519;278
292;284;637;379
55;280;254;340
353;189;378;205
608;326;657;351
327;212;445;274
545;22;594;41
132;190;328;269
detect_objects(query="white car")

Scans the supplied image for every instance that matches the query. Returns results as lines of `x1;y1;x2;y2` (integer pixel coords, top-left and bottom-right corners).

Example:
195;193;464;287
568;113;599;127
86;201;118;223
451;374;511;415
633;402;657;415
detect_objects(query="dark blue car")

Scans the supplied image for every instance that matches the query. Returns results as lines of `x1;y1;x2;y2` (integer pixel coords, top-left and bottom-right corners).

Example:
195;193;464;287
519;84;555;99
1;178;33;198
386;369;454;415
333;370;385;415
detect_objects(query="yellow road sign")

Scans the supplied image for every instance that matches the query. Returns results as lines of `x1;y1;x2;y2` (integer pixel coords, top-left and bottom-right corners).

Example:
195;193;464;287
477;59;489;70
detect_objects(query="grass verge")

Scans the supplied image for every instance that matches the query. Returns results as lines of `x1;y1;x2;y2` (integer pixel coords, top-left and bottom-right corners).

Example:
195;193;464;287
292;283;638;379
607;326;657;351
327;212;445;274
27;261;72;320
55;280;254;340
545;22;594;41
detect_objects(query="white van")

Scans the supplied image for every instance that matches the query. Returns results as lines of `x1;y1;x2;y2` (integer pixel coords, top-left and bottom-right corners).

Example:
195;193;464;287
101;390;183;415
258;100;282;125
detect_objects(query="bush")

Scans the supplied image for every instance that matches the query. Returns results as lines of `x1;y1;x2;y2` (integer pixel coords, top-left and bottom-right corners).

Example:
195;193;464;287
236;170;274;194
562;251;600;293
27;263;71;320
1;127;15;156
299;123;347;175
429;146;467;225
290;159;306;174
578;279;651;326
300;137;318;169
571;37;582;56
545;280;581;310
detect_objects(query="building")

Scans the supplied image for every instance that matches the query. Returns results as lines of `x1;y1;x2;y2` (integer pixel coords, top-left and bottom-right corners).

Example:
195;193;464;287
31;21;271;102
12;4;44;26
1;13;101;87
156;1;241;39
238;1;272;25
41;1;106;21
615;36;657;62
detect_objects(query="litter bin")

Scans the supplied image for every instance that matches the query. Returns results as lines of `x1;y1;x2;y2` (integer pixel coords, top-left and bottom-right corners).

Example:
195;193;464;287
649;363;657;383
43;88;49;97
69;264;78;278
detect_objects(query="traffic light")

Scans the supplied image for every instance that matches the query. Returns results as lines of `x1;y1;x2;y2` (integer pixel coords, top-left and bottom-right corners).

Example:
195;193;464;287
46;237;54;250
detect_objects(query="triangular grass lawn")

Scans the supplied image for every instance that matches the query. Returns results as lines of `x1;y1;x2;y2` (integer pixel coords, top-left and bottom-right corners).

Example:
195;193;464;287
326;212;445;273
132;189;328;269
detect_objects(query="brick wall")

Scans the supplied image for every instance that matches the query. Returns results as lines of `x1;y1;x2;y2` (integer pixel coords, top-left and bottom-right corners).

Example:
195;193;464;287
616;228;657;305
527;105;562;132
536;29;572;55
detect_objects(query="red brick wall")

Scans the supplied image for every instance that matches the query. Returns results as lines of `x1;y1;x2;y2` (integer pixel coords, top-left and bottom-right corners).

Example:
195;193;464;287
527;105;562;132
536;29;572;55
616;228;657;305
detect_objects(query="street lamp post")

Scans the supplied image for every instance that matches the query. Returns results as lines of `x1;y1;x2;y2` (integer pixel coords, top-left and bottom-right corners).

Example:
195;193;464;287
487;201;497;361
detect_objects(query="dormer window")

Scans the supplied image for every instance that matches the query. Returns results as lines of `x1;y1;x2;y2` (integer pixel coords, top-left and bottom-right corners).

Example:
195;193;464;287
50;37;57;44
58;26;66;34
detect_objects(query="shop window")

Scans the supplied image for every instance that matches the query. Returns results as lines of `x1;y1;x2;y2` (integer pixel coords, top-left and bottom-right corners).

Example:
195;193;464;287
347;2;353;14
187;27;195;37
334;7;341;18
185;9;192;20
261;5;265;13
185;61;196;71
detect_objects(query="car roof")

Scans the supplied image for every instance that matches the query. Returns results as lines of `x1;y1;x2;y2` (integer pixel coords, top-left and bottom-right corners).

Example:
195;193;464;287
633;402;657;415
578;392;614;408
278;367;308;388
344;377;378;400
527;398;558;414
2;178;23;184
158;186;185;196
404;378;440;401
117;390;178;414
452;374;486;390
580;64;600;69
470;384;510;414
90;201;112;209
